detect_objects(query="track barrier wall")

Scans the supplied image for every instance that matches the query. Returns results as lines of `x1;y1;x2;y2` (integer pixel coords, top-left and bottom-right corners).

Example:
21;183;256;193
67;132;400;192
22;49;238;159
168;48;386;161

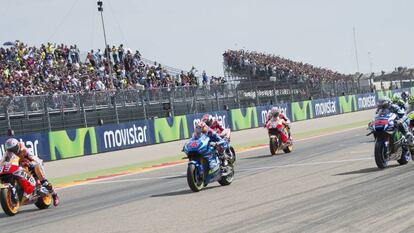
0;89;409;162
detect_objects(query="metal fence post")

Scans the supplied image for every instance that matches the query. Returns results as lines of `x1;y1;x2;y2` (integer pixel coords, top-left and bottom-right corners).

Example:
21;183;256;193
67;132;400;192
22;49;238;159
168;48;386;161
169;89;175;117
82;103;88;128
215;88;220;111
5;108;11;131
113;95;120;124
44;99;51;131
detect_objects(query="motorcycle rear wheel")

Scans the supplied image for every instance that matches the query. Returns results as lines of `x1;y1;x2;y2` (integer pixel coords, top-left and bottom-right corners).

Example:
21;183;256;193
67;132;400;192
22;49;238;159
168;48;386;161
35;193;52;210
218;164;234;186
187;164;205;192
0;187;20;216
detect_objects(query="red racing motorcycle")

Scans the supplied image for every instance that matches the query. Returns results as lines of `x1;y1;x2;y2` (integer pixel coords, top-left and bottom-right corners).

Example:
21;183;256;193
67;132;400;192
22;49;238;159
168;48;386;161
0;153;52;216
266;119;293;155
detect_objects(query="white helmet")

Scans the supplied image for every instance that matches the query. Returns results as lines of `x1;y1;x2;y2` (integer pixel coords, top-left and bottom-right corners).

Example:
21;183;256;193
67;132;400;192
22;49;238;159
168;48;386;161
5;138;20;154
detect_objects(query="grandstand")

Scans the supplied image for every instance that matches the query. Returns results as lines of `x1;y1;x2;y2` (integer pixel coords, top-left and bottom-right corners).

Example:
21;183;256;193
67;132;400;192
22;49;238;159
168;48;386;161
0;42;406;136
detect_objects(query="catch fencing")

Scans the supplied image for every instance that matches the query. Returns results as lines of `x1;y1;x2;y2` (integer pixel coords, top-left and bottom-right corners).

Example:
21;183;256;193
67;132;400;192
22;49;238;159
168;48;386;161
0;87;407;163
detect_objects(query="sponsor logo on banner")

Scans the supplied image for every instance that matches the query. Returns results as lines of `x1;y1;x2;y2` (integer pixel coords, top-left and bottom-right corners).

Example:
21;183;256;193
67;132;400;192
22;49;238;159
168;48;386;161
103;125;148;149
357;94;376;110
314;99;337;117
230;107;258;130
338;95;357;113
154;116;189;143
291;101;313;121
49;128;98;161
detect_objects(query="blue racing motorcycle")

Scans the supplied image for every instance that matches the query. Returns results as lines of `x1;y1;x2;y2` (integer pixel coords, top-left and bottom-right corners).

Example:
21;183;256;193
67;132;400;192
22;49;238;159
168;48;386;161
183;134;235;192
368;110;411;169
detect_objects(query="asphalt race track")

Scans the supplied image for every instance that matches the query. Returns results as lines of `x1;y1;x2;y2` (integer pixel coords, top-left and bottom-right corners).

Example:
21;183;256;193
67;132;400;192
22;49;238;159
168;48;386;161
2;127;414;233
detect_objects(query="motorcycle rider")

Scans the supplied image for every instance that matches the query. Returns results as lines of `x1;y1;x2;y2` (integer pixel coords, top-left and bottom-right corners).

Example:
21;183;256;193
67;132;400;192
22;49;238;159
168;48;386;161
201;114;231;141
1;138;60;206
391;94;407;112
265;107;291;143
376;97;413;146
193;122;229;166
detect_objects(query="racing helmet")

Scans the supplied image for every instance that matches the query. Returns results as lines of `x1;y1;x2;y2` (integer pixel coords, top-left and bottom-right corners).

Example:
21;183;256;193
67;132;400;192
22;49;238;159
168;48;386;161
408;95;414;105
271;107;280;117
5;138;20;154
377;97;391;109
202;114;213;126
194;121;208;137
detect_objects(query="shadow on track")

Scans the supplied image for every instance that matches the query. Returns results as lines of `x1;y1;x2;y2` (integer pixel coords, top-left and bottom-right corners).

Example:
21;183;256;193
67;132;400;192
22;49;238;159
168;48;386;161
165;175;186;179
242;154;273;160
151;186;219;198
335;164;400;176
0;207;40;219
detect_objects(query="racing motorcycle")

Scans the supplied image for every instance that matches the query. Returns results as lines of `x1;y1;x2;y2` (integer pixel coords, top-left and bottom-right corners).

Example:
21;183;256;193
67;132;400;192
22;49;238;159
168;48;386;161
266;119;293;155
183;134;235;192
367;110;411;169
0;153;52;216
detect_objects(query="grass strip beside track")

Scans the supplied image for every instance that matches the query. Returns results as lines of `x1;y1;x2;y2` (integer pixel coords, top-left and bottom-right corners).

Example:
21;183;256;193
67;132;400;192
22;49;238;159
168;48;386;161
51;120;369;188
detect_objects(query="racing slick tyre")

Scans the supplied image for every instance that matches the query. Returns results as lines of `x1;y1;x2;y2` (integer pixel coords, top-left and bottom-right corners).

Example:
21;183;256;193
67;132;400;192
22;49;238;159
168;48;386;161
35;193;52;210
226;147;236;164
0;185;20;216
374;140;389;169
187;164;205;192
218;164;234;186
397;149;410;166
269;139;277;155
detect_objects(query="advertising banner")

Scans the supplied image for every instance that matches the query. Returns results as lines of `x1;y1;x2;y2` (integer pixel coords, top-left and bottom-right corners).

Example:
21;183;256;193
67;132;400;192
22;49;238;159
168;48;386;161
338;95;357;113
153;116;189;143
356;93;377;111
256;104;290;127
48;127;98;161
95;120;154;153
230;107;258;130
311;97;339;118
291;100;313;121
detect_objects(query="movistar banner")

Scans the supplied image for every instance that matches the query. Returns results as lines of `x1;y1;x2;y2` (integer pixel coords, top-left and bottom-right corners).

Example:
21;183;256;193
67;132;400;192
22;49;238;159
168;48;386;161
291;100;313;121
312;98;339;118
153;116;189;143
95;120;154;153
256;104;290;127
338;95;357;113
356;93;377;111
230;107;258;130
186;111;230;136
49;127;98;161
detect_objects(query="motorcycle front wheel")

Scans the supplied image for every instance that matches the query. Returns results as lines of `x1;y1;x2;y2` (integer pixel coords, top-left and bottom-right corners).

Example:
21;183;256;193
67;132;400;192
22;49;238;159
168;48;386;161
187;163;205;192
269;138;277;155
374;140;389;169
0;186;20;216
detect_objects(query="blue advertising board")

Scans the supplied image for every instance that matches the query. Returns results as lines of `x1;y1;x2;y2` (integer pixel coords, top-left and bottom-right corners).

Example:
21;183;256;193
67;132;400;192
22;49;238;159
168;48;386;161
356;93;377;111
311;97;339;118
95;119;154;153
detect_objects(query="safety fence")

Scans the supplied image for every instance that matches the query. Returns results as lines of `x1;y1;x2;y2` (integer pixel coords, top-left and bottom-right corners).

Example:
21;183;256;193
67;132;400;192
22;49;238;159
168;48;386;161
0;88;410;162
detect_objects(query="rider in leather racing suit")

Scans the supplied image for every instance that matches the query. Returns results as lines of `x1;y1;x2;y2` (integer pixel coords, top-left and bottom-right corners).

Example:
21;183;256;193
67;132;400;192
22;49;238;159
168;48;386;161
376;97;413;146
194;122;229;165
1;138;60;206
264;107;291;144
201;114;231;141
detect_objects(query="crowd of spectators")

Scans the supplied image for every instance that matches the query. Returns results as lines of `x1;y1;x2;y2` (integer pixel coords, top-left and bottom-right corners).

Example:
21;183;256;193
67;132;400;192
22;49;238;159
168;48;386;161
223;50;352;86
0;41;222;97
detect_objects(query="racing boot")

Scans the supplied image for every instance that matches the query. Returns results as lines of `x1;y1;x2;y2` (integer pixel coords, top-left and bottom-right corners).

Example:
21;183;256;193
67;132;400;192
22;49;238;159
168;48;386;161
41;180;60;206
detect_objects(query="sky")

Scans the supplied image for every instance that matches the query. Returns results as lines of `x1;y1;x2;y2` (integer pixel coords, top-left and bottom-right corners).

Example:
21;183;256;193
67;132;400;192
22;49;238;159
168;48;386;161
1;0;413;76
